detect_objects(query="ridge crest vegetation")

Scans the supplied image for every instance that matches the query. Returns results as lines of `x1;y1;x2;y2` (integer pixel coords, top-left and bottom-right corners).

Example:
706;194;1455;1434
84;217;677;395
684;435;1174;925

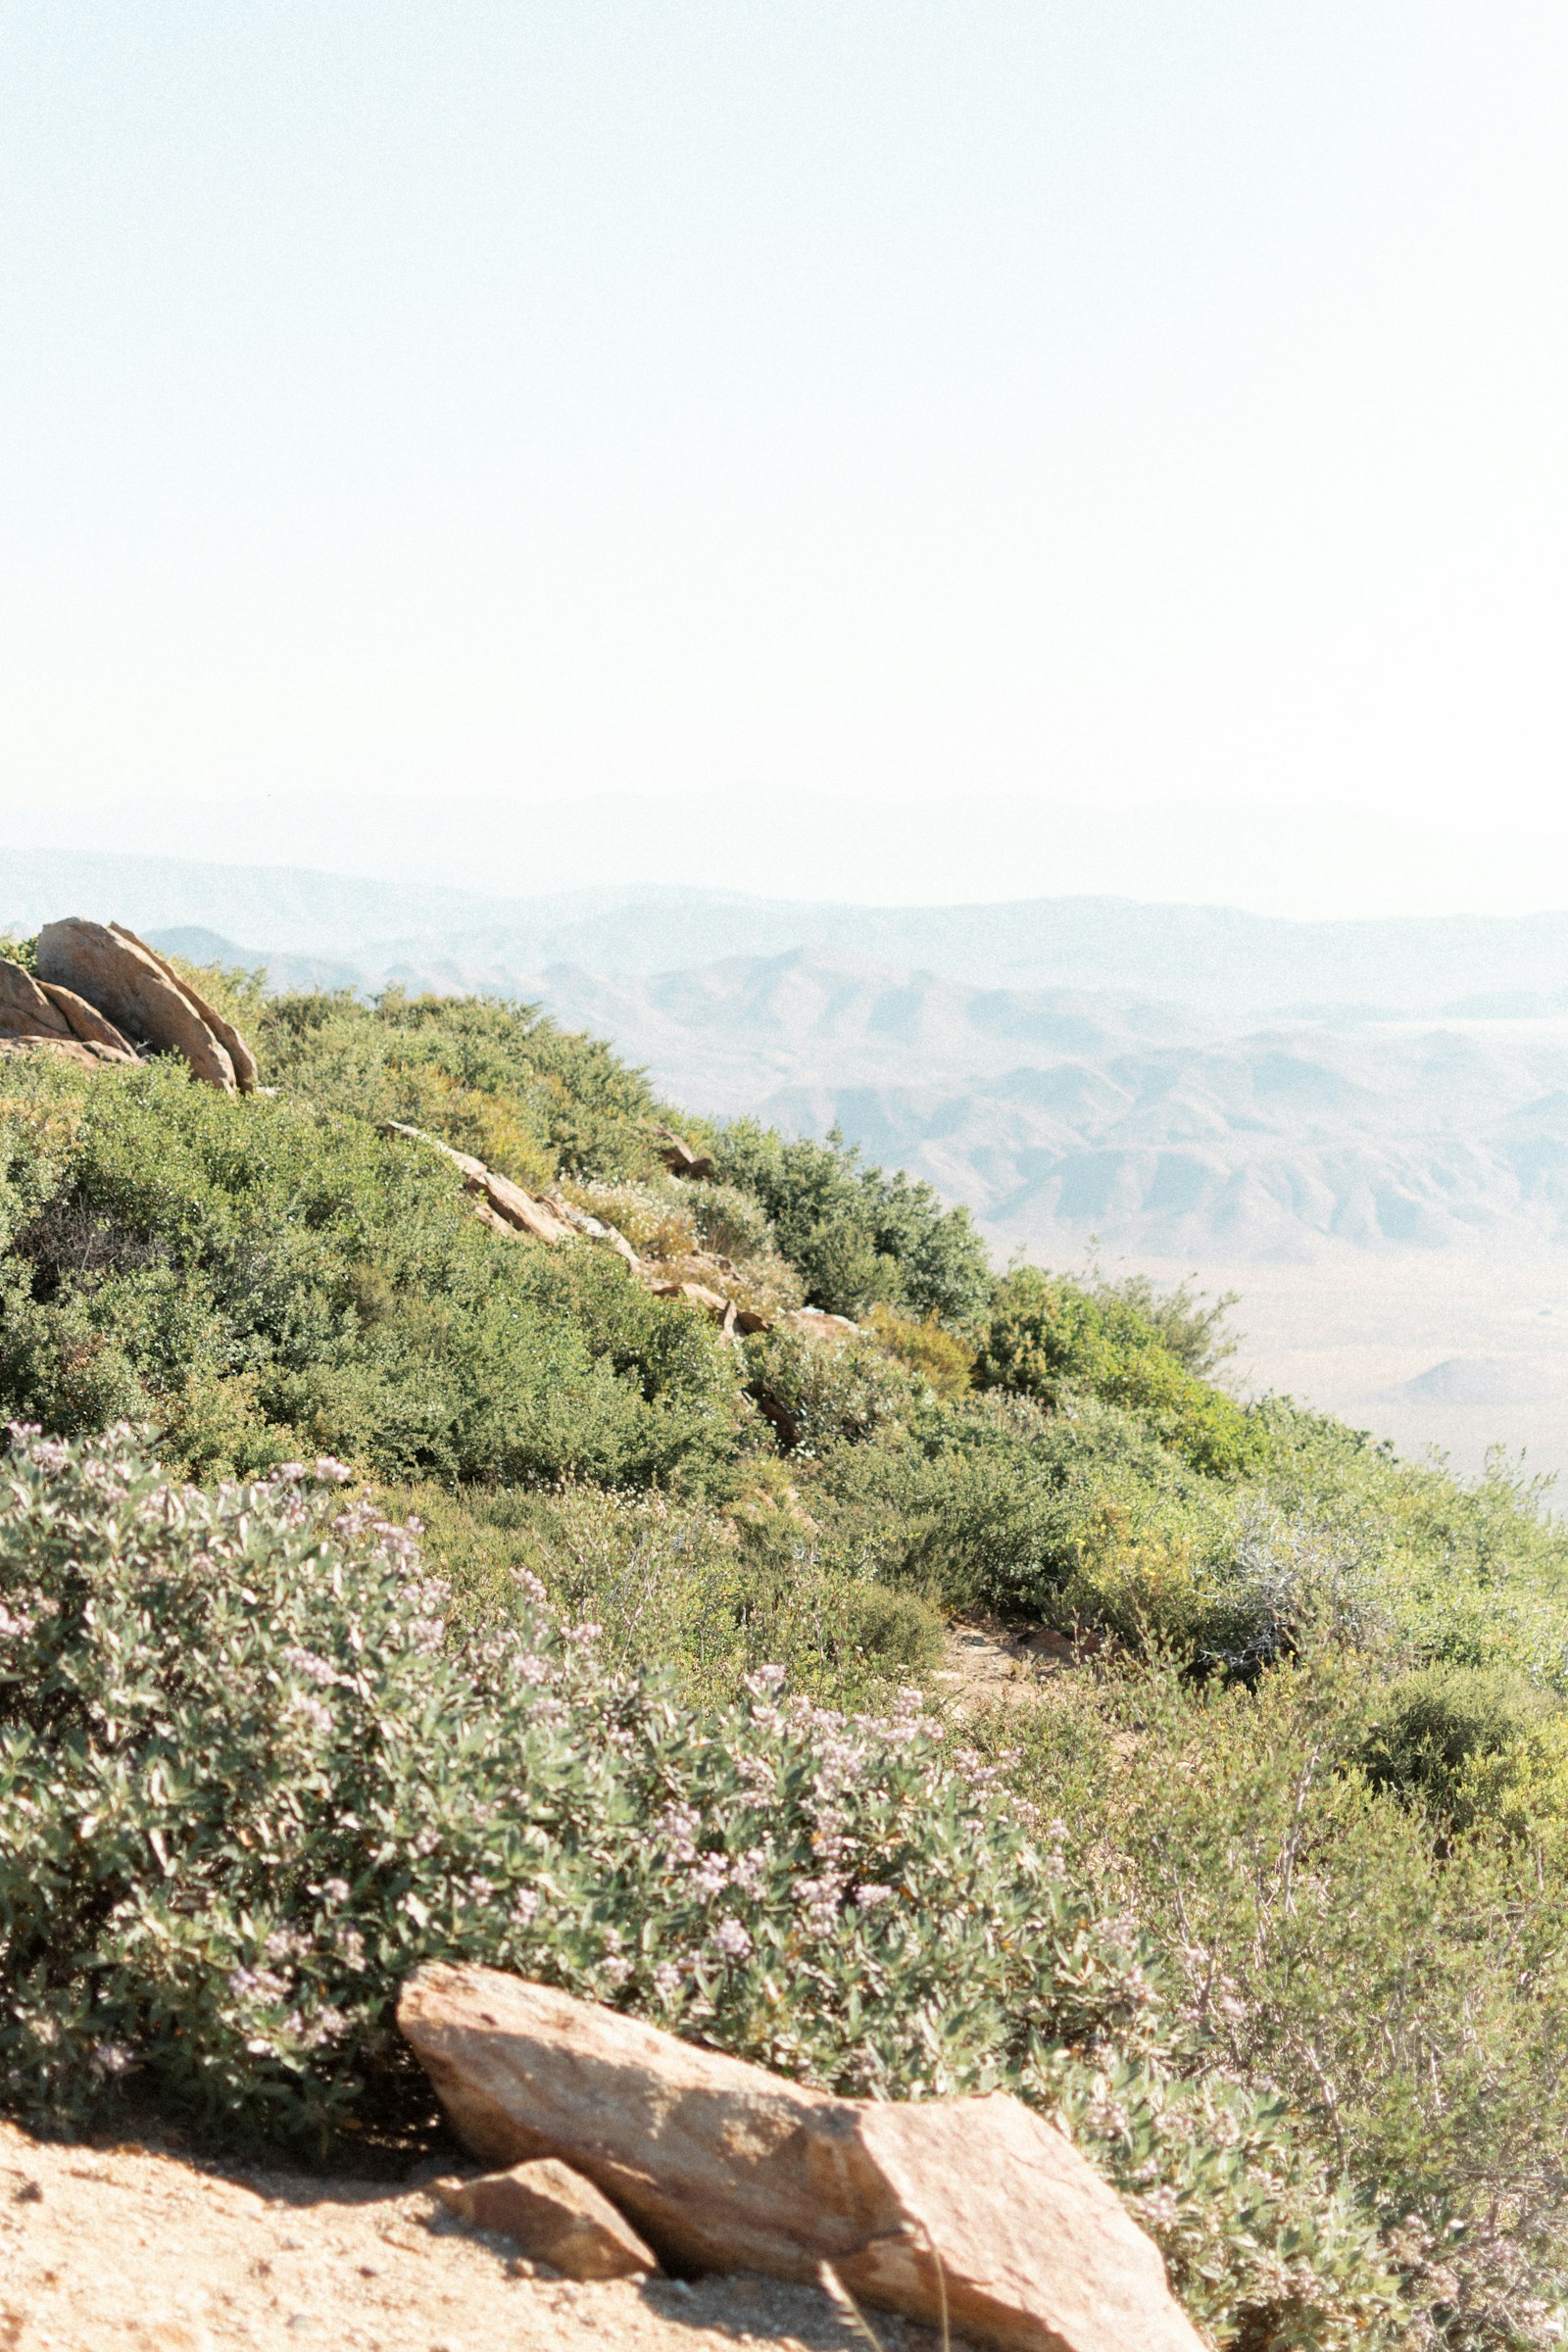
3;952;1568;2347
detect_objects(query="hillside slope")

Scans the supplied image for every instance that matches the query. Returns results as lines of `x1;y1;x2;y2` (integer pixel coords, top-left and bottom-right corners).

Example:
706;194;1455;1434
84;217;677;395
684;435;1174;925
5;956;1568;2344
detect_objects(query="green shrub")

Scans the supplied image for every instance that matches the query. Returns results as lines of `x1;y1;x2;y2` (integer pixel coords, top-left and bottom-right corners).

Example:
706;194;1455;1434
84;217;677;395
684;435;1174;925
0;1058;739;1491
708;1121;991;1326
867;1303;976;1398
1360;1663;1554;1832
1004;1652;1568;2347
976;1267;1264;1478
256;988;665;1186
0;1425;1407;2346
383;1478;947;1707
743;1326;919;1454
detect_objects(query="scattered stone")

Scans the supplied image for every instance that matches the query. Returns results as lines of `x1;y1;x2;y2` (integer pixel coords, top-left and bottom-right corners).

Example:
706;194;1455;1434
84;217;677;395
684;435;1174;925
36;919;238;1091
399;1966;1204;2352
479;1168;576;1245
435;2160;660;2280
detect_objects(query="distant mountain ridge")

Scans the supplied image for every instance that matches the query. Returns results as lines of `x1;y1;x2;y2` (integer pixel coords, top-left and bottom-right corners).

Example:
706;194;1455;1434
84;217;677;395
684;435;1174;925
16;846;1568;1011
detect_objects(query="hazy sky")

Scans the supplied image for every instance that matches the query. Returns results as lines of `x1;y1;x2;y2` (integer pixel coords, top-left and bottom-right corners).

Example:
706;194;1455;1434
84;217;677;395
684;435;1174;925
4;5;1567;894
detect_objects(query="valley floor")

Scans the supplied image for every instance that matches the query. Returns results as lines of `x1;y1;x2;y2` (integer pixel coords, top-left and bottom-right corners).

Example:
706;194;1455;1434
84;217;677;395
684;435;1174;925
994;1235;1568;1490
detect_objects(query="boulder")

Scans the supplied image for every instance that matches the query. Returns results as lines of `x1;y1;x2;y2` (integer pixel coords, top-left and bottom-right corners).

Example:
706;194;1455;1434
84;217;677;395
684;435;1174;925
0;960;73;1041
38;980;138;1058
110;926;258;1091
36;920;237;1092
433;2159;659;2278
399;1966;1203;2352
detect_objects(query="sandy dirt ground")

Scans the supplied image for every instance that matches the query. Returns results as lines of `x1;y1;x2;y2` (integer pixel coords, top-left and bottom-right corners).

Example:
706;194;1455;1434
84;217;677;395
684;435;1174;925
0;2121;944;2352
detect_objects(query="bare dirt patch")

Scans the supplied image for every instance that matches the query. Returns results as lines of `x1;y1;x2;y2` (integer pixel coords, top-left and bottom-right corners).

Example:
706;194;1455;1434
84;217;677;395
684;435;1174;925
933;1618;1089;1710
0;2121;944;2352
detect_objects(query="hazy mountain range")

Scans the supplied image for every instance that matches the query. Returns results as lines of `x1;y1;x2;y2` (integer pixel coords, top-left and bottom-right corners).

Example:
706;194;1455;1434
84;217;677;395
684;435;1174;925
15;847;1568;1012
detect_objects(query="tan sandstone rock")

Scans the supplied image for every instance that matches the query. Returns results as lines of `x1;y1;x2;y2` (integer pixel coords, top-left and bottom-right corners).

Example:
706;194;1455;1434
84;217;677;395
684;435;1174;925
381;1122;580;1245
36;920;237;1091
0;960;74;1041
0;1036;130;1070
110;925;259;1090
399;1966;1203;2352
434;2158;660;2279
38;979;138;1057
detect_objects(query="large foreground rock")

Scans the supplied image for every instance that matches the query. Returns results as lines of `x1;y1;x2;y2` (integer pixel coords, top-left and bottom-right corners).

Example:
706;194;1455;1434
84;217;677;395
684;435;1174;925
399;1966;1203;2352
36;919;239;1091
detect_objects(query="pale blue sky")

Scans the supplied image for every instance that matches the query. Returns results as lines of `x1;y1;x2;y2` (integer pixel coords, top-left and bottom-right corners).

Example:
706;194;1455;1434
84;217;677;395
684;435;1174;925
3;5;1567;894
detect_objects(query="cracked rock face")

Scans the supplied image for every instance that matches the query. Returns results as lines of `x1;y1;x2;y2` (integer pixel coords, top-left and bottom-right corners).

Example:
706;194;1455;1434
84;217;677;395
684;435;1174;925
399;1965;1203;2352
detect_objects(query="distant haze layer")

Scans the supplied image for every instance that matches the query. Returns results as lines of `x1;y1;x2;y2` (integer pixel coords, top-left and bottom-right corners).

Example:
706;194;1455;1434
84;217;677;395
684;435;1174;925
13;790;1568;919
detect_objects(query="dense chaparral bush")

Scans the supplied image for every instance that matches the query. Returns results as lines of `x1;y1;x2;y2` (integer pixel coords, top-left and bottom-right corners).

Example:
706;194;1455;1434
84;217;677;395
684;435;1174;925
0;1425;1418;2349
0;1054;741;1491
976;1266;1266;1479
704;1118;992;1327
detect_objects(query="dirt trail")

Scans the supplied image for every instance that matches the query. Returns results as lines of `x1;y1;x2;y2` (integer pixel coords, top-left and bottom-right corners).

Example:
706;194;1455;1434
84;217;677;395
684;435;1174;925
0;2122;939;2352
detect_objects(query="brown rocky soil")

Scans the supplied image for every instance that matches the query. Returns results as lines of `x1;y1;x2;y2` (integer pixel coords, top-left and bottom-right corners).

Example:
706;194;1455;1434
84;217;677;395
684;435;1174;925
0;2121;947;2352
932;1618;1088;1709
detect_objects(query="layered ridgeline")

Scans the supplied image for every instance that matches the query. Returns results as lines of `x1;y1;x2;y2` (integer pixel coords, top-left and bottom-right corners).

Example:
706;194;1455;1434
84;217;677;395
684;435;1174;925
5;954;1568;2347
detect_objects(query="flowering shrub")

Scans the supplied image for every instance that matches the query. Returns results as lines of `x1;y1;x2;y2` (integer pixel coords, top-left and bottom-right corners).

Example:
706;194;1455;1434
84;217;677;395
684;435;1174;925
0;1425;1411;2346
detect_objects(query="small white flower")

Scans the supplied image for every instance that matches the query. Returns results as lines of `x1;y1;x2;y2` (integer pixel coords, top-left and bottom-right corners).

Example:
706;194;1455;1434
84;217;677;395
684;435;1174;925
710;1917;753;1961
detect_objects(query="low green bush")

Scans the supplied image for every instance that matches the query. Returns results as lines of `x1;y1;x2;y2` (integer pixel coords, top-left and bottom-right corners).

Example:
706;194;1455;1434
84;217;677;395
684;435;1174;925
255;986;666;1187
976;1267;1265;1478
0;1425;1408;2347
707;1120;991;1326
742;1325;920;1454
1359;1662;1556;1833
0;1058;739;1491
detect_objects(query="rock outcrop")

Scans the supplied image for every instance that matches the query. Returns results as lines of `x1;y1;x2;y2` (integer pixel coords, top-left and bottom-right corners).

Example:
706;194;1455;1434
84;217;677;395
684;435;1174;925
113;924;259;1090
0;1035;133;1071
35;919;243;1091
399;1966;1204;2352
0;958;139;1066
381;1123;578;1244
434;2159;660;2279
